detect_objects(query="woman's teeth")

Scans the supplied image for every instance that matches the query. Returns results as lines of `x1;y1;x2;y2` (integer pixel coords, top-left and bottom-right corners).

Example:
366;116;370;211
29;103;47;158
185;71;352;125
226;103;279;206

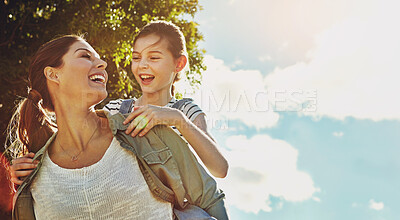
89;75;105;83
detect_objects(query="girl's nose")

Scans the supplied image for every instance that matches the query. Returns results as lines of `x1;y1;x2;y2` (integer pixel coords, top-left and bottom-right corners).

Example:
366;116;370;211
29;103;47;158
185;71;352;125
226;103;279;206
139;59;149;69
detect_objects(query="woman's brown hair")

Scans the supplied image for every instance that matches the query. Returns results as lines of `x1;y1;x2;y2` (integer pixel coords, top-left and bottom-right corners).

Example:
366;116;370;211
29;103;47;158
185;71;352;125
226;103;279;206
134;21;188;96
6;35;83;157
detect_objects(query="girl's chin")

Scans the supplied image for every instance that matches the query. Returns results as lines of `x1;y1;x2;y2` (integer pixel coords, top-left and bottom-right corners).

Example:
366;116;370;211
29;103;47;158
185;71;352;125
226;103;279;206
140;85;161;94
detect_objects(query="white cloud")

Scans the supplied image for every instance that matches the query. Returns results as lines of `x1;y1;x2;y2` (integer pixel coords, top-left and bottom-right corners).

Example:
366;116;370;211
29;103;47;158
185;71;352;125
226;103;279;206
195;0;400;123
230;57;243;68
264;0;400;121
369;199;384;211
182;55;280;129
186;2;400;125
200;0;353;67
179;55;320;128
333;131;344;137
312;197;321;202
228;0;236;5
216;135;319;213
258;55;272;62
276;201;284;210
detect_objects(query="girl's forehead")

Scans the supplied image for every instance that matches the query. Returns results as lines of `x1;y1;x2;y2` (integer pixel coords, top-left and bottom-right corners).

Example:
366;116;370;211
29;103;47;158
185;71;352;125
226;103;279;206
134;34;169;52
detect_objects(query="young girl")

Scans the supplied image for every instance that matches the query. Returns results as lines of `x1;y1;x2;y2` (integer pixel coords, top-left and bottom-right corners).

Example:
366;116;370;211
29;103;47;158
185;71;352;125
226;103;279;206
103;20;228;178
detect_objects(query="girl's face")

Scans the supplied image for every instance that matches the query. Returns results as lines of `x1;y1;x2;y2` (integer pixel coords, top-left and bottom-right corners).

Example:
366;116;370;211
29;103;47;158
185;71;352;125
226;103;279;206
131;34;180;96
54;40;108;106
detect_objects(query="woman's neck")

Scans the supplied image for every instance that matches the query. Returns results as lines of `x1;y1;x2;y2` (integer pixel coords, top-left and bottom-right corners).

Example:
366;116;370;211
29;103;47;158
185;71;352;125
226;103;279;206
54;102;102;152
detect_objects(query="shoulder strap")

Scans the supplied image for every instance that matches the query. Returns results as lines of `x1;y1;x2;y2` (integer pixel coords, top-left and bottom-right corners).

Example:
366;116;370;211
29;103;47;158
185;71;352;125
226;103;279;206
119;99;134;114
171;98;194;111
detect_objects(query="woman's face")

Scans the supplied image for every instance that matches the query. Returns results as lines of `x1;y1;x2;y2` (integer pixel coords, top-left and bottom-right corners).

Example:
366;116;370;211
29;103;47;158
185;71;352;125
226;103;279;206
131;34;178;96
54;40;108;106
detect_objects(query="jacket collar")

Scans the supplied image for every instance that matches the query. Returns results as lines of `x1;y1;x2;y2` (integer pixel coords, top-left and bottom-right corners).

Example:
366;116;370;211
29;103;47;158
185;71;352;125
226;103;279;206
97;110;130;135
32;132;57;161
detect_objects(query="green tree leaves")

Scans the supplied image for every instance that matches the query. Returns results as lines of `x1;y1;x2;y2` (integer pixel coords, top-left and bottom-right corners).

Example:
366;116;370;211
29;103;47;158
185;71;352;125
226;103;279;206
0;0;205;147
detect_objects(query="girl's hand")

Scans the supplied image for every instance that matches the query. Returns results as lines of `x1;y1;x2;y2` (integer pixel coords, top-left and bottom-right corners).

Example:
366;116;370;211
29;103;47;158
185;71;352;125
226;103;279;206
10;152;38;185
123;105;185;137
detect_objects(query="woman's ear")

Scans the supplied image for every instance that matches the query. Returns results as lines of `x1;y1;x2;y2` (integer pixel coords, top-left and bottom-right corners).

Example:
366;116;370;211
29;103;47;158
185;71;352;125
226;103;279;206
44;67;60;84
175;55;187;72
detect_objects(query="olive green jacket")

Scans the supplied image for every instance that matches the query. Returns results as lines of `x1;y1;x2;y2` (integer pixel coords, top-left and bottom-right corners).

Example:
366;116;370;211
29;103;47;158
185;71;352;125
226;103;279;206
12;110;226;220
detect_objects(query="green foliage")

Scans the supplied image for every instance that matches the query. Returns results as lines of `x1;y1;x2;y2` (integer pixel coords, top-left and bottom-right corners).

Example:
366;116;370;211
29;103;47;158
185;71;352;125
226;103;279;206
0;0;205;149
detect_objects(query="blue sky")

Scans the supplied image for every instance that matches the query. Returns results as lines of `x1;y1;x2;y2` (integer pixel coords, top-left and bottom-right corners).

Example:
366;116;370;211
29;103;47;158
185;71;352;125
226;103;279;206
178;0;400;219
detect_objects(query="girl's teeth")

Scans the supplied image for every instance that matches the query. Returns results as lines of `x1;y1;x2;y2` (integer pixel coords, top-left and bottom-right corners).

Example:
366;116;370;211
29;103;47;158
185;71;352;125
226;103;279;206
141;75;154;79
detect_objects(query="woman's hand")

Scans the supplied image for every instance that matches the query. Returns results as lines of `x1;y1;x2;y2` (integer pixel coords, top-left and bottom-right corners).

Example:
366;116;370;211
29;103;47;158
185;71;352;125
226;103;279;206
123;105;185;137
10;152;38;185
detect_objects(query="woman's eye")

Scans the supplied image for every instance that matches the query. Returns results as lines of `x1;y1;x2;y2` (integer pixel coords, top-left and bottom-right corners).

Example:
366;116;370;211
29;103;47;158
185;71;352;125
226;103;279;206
150;57;160;60
82;54;91;59
132;57;141;61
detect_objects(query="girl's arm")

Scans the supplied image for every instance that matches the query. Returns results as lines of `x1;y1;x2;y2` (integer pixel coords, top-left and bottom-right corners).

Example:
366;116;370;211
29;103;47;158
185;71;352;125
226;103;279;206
9;152;38;185
178;112;228;178
123;105;229;178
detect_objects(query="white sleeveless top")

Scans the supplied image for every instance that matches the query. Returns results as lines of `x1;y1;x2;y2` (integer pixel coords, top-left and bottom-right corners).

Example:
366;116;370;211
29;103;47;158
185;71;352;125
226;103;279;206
30;137;173;220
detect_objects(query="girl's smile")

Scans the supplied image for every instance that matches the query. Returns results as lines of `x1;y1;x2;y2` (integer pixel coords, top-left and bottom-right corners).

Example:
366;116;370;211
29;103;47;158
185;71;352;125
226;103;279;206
138;73;155;85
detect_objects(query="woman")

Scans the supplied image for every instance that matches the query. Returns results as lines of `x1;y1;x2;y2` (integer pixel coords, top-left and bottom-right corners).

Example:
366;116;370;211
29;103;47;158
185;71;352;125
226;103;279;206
8;35;228;219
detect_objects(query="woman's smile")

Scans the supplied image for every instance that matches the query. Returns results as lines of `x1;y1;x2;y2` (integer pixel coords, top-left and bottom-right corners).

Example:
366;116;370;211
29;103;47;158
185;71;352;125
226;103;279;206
88;72;107;86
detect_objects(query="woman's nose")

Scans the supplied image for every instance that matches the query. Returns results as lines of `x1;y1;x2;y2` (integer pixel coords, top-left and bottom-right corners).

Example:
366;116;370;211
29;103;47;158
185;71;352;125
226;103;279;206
96;58;108;69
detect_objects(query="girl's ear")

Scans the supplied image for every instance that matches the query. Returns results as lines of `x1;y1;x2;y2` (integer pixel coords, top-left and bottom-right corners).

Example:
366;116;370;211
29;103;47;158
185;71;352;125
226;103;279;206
175;55;187;72
44;67;60;84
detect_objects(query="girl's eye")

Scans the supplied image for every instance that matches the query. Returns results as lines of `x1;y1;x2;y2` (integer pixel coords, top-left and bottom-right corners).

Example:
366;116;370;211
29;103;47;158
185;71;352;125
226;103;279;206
150;57;160;60
132;57;141;61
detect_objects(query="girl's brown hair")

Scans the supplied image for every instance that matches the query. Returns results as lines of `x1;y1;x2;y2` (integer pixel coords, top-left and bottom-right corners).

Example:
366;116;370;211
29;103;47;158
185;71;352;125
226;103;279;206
134;21;188;96
6;35;83;157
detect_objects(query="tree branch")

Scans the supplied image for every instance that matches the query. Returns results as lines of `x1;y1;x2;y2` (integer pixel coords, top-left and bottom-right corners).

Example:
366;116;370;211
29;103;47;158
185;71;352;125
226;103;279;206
0;14;28;47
